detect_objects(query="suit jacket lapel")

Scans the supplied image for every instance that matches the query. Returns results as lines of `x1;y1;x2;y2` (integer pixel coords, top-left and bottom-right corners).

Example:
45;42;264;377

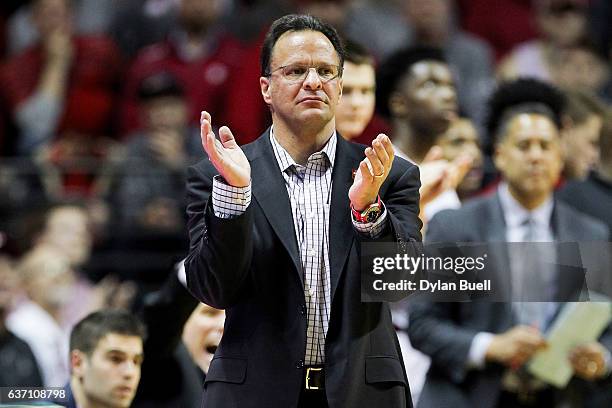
249;131;303;285
329;136;361;300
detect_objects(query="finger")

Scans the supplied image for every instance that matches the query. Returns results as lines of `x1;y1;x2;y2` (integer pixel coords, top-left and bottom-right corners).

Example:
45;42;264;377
365;147;384;176
378;134;395;163
359;160;373;183
201;110;212;125
372;138;390;170
205;128;224;164
423;145;444;163
200;113;213;145
219;126;238;148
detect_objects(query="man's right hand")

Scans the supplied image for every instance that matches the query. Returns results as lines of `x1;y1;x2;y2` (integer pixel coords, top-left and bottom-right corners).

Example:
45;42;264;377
485;325;548;368
200;111;250;187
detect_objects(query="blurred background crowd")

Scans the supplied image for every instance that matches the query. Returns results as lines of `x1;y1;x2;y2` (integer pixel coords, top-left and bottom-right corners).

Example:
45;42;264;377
0;0;611;407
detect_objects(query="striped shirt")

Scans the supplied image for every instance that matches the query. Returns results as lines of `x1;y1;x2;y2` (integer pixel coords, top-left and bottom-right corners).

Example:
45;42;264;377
211;129;387;364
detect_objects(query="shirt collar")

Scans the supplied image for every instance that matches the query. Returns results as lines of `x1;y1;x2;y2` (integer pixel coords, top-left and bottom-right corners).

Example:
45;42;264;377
498;182;554;229
269;126;337;173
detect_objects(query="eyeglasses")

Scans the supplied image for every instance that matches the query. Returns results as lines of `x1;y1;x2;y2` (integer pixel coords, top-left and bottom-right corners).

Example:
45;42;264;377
266;63;342;84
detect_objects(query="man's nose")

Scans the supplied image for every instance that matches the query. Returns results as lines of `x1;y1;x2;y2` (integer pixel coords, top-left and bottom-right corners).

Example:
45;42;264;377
440;85;457;105
302;68;323;89
527;143;545;160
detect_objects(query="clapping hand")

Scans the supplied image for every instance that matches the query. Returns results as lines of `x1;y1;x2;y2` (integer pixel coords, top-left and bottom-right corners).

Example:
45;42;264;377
349;134;395;211
200;111;250;187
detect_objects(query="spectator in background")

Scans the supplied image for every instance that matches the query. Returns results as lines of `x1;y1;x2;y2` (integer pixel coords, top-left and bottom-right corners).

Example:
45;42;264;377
110;72;200;233
0;252;43;387
0;0;123;156
6;0;123;56
559;109;612;235
560;89;607;181
120;0;244;135
375;46;472;223
410;78;611;408
498;0;590;82
553;40;610;99
63;309;145;408
110;0;178;58
182;303;224;376
335;41;377;142
35;204;92;268
6;246;75;387
349;0;495;126
435;117;483;201
401;0;495;125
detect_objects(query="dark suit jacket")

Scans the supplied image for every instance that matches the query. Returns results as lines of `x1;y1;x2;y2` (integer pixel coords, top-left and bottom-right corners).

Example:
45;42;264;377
185;130;422;408
408;193;611;408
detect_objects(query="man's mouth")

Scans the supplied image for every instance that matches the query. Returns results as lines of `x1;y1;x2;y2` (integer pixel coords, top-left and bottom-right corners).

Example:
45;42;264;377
299;97;325;104
115;386;133;396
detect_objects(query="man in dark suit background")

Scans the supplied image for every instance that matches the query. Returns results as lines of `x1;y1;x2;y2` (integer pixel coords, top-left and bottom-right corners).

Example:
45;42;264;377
409;79;611;408
185;14;421;408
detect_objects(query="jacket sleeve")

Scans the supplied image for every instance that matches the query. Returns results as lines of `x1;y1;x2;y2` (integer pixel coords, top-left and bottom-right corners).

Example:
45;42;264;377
376;159;423;244
184;162;254;309
407;211;480;384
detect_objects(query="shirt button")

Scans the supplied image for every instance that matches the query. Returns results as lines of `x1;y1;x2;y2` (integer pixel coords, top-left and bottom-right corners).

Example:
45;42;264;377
306;248;316;257
296;360;304;369
300;305;307;315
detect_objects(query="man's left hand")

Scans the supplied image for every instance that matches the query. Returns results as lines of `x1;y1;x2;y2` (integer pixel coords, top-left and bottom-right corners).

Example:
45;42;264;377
569;342;609;381
349;134;394;211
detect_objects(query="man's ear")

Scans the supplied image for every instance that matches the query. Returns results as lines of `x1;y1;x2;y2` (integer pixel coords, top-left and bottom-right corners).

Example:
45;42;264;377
260;77;272;105
561;114;574;130
338;77;343;102
493;143;506;173
71;350;86;378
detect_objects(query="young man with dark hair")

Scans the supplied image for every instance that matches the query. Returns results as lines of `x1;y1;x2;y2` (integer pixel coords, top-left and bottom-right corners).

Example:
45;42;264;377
66;310;146;408
186;13;421;408
376;47;453;163
375;46;473;223
335;40;377;141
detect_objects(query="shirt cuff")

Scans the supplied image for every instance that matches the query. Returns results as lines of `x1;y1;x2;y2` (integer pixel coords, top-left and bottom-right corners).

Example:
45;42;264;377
212;175;251;218
467;332;495;369
351;201;387;238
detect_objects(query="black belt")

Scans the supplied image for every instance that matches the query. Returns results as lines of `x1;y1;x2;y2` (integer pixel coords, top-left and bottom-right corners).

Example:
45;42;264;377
304;366;325;390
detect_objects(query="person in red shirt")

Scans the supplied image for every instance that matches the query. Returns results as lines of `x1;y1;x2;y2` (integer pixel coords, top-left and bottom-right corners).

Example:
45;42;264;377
120;0;245;137
0;0;123;156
